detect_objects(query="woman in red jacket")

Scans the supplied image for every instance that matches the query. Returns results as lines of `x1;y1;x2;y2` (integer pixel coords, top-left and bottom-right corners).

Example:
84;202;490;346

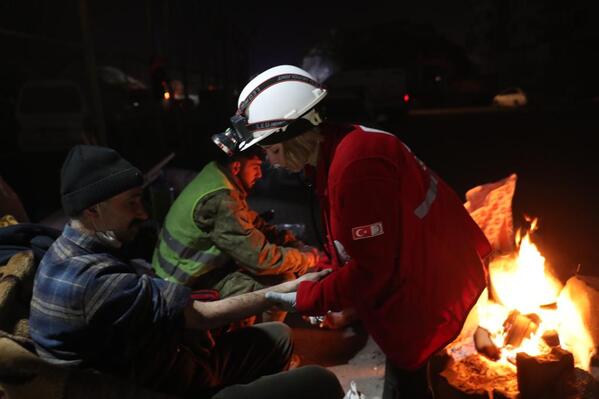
212;65;492;398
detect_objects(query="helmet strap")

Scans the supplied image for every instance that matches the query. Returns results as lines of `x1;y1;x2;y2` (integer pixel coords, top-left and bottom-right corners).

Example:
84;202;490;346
236;73;324;116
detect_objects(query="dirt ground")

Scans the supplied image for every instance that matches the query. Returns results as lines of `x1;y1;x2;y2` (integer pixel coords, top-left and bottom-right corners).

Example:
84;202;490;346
287;314;386;398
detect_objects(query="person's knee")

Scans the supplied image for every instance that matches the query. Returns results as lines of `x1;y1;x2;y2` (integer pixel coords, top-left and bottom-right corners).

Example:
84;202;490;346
212;366;343;399
299;365;338;382
256;321;292;340
294;366;344;398
259;322;292;349
252;322;293;365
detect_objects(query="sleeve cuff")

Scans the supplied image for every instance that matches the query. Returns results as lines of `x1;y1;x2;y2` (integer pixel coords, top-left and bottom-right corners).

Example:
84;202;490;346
296;280;327;315
152;277;192;317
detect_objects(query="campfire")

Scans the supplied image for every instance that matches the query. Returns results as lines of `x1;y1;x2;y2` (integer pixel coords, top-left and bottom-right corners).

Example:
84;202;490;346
480;218;585;366
435;217;599;398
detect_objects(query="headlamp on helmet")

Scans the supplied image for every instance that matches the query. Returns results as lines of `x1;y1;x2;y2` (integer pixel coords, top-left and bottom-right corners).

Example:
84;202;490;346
211;115;253;156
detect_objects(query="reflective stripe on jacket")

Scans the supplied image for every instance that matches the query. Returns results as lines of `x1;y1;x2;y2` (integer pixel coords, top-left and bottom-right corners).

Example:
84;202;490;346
152;162;232;284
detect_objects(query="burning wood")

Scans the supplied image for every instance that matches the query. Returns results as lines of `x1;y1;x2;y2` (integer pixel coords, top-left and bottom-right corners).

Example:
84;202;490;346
503;311;540;349
591;354;599;383
432;348;598;398
433;353;518;398
516;347;575;398
474;327;500;361
542;330;560;348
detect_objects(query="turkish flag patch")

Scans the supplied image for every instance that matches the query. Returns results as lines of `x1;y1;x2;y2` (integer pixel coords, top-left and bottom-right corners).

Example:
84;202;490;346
351;222;384;240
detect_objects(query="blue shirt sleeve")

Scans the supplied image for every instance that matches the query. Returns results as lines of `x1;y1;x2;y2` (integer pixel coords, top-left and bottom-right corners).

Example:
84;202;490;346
84;267;191;330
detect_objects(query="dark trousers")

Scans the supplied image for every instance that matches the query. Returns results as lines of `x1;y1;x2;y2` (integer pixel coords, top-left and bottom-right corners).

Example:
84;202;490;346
383;358;432;399
213;365;344;399
161;322;343;399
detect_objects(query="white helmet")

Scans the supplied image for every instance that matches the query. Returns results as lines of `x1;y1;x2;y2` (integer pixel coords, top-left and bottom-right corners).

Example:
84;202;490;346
211;65;327;155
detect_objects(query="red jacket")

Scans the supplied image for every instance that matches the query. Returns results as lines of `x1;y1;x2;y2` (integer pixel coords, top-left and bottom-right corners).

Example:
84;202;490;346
296;124;492;370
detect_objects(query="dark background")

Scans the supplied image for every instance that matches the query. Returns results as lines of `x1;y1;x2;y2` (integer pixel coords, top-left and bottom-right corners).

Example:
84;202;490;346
1;0;599;280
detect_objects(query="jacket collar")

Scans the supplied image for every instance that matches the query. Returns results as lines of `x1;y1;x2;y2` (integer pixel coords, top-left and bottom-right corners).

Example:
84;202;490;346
310;122;355;197
215;162;248;199
62;222;109;253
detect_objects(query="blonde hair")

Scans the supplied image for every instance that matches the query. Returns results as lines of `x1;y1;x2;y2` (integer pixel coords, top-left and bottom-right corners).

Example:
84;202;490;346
281;128;323;171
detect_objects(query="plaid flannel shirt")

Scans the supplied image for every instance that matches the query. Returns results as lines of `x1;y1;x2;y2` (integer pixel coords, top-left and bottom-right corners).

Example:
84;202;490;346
29;223;191;384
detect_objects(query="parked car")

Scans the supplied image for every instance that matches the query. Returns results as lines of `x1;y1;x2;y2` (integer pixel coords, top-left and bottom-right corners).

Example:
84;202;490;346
493;87;528;107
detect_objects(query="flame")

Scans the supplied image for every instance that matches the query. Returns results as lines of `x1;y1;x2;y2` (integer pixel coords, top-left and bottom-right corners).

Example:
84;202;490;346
556;282;595;370
476;218;595;367
490;222;562;314
457;216;595;372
